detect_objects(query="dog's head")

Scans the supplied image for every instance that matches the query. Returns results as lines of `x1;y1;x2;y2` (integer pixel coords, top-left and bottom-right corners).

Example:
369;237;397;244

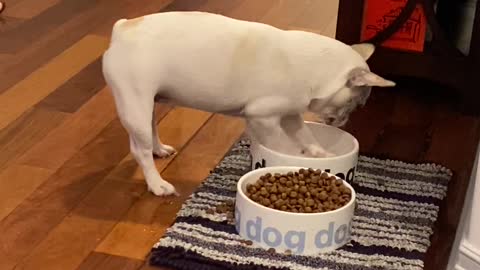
309;43;395;127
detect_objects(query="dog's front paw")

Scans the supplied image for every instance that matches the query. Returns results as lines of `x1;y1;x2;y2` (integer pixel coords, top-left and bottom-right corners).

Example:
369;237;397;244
153;144;176;158
147;180;179;197
324;152;336;157
304;145;335;158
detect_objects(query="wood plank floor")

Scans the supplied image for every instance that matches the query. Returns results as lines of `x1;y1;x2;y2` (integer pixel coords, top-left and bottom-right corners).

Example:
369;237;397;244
0;1;478;270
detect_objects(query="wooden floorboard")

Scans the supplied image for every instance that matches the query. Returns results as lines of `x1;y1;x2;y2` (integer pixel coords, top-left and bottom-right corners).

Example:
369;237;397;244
95;112;237;260
0;119;133;269
0;1;478;270
0;107;68;171
18;88;119;170
91;0;175;37
0;164;52;221
75;252;143;270
423;103;480;270
344;81;480;270
0;0;97;53
0;0;116;92
369;86;434;161
105;107;211;184
0;107;170;269
137;260;168;270
15;180;146;270
289;0;339;37
0;35;109;129
2;0;61;19
0;16;25;34
343;90;396;153
36;58;104;113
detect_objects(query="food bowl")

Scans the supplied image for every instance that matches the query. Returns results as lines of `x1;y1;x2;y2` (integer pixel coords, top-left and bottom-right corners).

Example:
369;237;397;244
250;121;359;182
235;166;356;255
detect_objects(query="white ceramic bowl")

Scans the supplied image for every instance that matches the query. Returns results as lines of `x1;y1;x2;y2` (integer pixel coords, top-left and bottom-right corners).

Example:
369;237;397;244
235;166;356;255
250;121;359;182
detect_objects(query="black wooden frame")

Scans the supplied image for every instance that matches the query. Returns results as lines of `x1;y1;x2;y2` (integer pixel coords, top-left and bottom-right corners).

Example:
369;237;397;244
336;0;480;113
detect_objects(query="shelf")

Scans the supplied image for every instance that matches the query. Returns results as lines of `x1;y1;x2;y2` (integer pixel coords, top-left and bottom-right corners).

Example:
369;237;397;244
369;46;472;91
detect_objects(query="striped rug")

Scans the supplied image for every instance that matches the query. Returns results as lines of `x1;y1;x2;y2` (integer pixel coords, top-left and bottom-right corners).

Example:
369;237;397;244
150;139;452;270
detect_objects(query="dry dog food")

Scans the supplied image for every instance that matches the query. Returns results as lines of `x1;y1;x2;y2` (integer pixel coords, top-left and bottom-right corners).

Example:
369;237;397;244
245;168;352;213
211;200;236;223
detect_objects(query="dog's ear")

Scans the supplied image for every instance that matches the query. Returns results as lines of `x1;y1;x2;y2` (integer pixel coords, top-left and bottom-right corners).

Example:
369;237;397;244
351;43;375;60
348;68;395;87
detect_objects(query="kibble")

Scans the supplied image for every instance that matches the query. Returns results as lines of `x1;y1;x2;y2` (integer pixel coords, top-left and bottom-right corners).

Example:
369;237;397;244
212;200;235;217
246;169;352;213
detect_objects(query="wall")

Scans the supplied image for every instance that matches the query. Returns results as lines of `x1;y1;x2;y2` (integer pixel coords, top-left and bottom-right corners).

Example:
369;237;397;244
454;0;478;55
448;140;480;270
447;1;479;268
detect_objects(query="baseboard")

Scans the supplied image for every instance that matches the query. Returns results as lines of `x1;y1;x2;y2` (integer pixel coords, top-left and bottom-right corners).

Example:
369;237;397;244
455;241;480;270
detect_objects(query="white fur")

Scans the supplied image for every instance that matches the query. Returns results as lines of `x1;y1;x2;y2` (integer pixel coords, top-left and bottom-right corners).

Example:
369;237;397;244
102;11;394;196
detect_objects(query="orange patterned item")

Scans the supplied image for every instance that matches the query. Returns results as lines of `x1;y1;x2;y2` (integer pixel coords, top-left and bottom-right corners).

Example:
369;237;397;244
361;0;427;52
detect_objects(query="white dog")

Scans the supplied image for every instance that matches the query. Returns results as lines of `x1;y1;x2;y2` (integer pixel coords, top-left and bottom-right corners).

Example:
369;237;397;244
102;11;395;196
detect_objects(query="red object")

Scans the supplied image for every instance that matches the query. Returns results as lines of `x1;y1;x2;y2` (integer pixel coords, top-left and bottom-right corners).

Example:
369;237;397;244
361;0;427;52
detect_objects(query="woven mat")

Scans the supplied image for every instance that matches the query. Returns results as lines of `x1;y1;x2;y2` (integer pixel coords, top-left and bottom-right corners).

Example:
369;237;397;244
150;139;452;270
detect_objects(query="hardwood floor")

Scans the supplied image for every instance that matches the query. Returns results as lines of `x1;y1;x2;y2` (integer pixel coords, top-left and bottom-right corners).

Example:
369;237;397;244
0;1;478;270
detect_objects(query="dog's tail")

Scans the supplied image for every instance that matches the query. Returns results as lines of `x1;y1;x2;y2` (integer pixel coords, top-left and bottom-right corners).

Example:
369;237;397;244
102;18;127;76
113;18;128;30
110;18;128;44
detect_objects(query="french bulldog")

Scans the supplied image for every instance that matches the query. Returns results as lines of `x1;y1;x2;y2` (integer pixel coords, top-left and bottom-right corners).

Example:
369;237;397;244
102;11;395;196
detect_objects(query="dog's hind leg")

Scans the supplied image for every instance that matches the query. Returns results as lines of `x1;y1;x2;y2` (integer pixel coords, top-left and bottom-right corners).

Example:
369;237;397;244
113;89;177;196
102;47;176;196
151;108;176;158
